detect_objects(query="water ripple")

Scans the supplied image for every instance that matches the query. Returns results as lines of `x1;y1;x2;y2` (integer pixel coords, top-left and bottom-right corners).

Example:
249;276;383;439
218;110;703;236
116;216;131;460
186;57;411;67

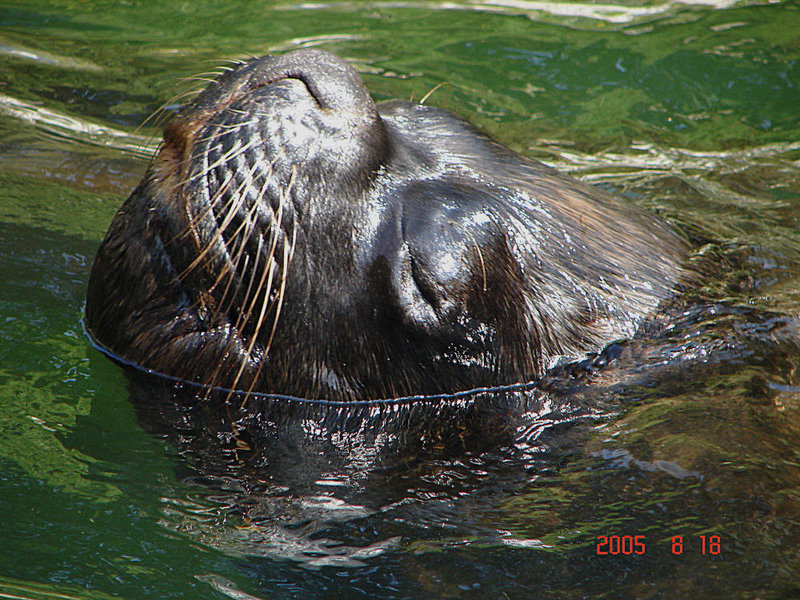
283;0;747;25
0;93;156;159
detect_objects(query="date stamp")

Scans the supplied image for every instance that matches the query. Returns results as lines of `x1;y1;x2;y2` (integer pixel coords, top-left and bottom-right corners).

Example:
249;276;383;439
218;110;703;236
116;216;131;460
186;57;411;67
596;535;722;556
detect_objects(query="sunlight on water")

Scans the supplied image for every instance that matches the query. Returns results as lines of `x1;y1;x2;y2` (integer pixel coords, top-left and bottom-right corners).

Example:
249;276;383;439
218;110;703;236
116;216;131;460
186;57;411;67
0;92;156;158
0;0;798;598
285;0;746;24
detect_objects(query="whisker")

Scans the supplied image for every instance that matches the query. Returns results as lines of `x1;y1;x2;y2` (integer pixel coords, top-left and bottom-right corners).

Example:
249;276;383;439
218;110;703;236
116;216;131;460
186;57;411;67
173;142;285;279
164;167;233;249
186;160;264;395
224;107;251;117
207;260;234;303
178;72;223;84
230;167;296;398
233;189;282;337
419;81;450;105
220;155;285;322
236;233;265;329
240;167;298;404
193;120;259;145
134;86;205;136
225;162;284;336
211;166;275;321
184;135;260;185
214;57;249;67
264;206;296;353
179;152;262;279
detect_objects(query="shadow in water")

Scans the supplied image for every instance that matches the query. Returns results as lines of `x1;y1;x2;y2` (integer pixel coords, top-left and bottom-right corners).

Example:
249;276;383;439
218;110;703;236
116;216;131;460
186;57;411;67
115;271;800;597
124;346;613;567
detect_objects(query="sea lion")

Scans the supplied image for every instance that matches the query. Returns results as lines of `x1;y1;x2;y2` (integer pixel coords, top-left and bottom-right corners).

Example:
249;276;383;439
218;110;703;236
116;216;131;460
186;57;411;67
85;48;685;401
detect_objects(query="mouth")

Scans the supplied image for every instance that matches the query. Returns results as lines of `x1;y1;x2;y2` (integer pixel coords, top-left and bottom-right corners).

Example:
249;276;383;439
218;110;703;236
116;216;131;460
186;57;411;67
142;49;388;363
149;50;386;225
156;76;315;183
139;68;307;366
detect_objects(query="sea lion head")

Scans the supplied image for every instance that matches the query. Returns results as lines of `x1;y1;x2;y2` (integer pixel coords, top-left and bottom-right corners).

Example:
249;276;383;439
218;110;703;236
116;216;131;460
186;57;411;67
86;49;685;401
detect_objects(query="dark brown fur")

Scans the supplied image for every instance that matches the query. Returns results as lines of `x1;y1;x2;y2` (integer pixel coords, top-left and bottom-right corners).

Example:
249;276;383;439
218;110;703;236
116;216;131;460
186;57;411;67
86;49;685;401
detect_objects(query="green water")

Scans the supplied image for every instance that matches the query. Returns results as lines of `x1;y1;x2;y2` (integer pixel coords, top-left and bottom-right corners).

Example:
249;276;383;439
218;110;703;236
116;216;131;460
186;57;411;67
1;1;799;598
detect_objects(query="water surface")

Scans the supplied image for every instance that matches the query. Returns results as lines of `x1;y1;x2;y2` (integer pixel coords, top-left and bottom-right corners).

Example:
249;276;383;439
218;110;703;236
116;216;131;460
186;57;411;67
1;1;799;598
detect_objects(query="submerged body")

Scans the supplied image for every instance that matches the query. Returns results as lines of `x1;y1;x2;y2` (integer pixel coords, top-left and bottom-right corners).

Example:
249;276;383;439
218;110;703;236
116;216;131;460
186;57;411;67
85;49;684;401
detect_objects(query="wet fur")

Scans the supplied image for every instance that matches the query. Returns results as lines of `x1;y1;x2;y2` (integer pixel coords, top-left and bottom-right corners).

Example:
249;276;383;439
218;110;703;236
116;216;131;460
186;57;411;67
86;49;685;401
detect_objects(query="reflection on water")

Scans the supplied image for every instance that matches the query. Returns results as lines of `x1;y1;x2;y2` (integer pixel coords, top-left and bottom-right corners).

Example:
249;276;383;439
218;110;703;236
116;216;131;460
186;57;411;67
284;0;745;25
0;92;155;158
1;0;799;598
129;297;800;581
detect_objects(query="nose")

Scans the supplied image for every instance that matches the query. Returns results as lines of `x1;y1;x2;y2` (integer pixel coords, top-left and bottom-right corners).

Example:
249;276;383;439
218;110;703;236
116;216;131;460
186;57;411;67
159;49;379;172
244;49;374;113
185;48;375;117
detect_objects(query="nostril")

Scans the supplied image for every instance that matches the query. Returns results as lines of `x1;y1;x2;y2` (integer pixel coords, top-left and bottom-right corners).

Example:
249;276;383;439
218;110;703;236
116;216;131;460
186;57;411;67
257;73;325;110
243;49;376;114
